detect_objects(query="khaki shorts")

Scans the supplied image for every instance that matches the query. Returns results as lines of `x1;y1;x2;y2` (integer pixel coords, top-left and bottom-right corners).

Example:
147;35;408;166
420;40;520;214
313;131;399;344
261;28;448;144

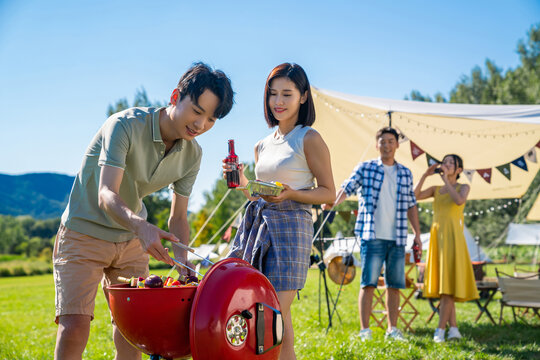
53;224;149;322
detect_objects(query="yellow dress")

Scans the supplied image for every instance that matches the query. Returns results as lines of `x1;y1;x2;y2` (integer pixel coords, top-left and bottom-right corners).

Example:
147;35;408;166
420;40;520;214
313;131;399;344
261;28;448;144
423;185;479;302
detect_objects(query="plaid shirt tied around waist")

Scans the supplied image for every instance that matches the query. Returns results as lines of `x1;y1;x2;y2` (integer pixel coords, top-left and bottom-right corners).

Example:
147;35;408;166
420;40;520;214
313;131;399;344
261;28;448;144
227;198;313;291
342;158;417;246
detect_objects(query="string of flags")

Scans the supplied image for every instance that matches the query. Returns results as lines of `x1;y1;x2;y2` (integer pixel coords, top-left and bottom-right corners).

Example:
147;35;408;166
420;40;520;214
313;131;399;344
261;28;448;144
409;139;540;184
317;92;540;139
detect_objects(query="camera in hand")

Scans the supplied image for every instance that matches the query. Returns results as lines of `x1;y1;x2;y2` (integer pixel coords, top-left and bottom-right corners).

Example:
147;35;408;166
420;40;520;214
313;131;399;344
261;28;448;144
434;167;442;174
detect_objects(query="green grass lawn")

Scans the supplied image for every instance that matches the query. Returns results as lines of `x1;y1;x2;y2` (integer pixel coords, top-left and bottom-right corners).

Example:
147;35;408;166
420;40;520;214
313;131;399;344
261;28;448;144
0;264;538;359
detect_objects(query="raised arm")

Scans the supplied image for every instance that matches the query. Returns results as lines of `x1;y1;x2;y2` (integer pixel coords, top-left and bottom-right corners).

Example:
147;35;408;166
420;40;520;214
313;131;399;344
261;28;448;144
414;163;438;200
443;178;470;205
98;165;177;265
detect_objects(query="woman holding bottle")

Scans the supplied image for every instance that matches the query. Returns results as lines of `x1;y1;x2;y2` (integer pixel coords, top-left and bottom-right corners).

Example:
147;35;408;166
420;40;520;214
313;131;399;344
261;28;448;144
223;63;335;359
414;154;479;343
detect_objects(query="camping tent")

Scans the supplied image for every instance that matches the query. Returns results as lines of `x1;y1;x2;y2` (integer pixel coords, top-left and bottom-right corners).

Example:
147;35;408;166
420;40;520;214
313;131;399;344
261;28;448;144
505;223;540;246
311;87;540;200
323;225;490;263
506;223;540;265
527;194;540;221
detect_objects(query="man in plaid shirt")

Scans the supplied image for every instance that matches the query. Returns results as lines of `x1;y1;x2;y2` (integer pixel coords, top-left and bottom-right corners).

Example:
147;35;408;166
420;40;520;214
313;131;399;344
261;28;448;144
329;127;421;341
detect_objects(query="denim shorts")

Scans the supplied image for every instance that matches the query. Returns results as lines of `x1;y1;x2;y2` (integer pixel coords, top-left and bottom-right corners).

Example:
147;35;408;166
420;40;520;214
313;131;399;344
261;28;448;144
360;238;405;289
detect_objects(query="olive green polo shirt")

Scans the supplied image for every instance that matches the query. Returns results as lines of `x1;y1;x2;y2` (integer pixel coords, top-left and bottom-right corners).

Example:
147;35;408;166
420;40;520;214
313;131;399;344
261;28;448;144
61;107;202;242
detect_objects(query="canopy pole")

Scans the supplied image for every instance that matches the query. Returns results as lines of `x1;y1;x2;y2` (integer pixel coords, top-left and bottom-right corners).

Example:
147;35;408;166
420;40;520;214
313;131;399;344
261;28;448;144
189;188;232;246
387;111;393;127
204;199;248;246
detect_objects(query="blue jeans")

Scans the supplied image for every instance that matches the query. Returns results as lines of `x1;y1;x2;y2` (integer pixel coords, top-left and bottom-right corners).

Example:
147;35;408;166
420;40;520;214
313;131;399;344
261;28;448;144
360;239;405;289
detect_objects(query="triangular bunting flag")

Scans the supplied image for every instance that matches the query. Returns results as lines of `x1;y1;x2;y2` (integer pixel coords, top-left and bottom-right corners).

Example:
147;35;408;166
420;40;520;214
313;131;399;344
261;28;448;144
338;211;351;223
426;153;440;167
496;163;512;180
353;210;359;217
536;140;540;148
410;141;424;160
463;169;475;183
511;156;528;172
477;168;492;184
526;148;537;163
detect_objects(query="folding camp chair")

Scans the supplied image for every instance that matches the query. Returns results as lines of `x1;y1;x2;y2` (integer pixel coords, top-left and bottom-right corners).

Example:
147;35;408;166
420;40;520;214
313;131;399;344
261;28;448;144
496;268;540;324
513;266;540;280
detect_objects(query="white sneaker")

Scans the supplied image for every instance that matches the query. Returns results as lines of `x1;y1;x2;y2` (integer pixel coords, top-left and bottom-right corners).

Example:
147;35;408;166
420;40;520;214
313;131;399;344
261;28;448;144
447;327;462;340
433;328;445;343
357;328;373;341
385;327;407;341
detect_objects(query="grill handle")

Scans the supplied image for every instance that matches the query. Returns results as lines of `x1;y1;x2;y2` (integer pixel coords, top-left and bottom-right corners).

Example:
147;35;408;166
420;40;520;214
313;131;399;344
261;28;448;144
255;302;283;355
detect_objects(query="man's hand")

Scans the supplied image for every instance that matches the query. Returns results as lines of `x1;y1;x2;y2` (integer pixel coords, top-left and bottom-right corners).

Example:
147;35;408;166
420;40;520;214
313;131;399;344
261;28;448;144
136;222;179;266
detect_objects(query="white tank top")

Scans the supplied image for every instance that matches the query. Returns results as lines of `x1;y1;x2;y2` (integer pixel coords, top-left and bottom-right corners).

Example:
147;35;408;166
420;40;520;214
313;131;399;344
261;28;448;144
255;125;316;190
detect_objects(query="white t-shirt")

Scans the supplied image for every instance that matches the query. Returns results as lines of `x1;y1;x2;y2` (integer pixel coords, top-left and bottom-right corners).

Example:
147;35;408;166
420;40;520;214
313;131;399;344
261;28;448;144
374;163;397;240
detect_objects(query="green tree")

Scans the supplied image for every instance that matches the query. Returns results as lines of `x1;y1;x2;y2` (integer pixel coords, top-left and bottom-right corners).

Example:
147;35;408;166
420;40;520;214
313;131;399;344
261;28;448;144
106;87;165;117
0;216;26;254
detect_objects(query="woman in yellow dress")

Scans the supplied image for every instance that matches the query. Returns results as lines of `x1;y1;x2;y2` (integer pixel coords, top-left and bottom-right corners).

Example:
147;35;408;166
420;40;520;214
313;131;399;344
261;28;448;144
414;154;479;343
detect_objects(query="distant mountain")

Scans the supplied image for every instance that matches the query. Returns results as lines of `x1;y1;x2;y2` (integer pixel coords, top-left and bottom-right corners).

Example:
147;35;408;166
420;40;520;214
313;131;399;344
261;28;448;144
0;173;75;219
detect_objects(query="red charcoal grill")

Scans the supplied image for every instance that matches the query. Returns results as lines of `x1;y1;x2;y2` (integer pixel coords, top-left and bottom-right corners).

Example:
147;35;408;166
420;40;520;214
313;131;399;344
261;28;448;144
107;258;283;360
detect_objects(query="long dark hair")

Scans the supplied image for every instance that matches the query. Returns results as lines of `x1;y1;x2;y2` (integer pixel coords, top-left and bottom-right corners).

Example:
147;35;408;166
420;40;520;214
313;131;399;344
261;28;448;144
263;63;315;128
443;154;464;179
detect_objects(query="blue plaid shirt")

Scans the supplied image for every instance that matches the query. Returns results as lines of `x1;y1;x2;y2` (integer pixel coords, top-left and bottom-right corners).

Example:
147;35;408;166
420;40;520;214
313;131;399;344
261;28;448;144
342;158;417;246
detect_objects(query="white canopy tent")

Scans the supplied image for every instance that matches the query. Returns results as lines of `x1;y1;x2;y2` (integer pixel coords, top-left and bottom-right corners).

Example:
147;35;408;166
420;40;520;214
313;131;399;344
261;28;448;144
505;223;540;246
312;87;540;200
505;223;540;266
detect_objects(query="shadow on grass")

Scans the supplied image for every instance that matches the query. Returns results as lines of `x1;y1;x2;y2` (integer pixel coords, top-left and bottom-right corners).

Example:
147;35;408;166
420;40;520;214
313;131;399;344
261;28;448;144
462;322;540;359
409;322;540;360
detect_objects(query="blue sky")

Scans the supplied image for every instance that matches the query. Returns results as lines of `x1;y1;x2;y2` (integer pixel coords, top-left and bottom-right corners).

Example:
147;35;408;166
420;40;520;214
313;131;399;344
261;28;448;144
1;0;539;211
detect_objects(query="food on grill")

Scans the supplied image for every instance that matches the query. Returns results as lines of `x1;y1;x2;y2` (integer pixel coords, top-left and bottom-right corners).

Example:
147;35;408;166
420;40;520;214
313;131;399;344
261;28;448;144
144;274;164;288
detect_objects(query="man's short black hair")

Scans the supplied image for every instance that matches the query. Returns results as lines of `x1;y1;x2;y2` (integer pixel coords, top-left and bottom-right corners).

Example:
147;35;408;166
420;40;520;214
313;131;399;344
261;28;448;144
176;62;234;119
375;127;399;142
